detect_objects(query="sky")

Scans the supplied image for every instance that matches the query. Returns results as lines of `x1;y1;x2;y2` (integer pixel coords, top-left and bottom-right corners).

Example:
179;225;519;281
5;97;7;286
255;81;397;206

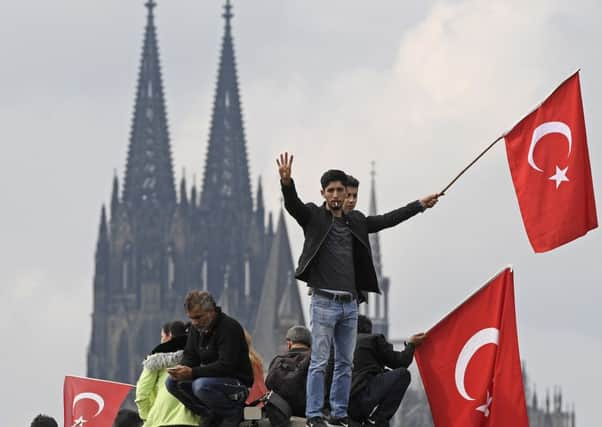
1;0;600;425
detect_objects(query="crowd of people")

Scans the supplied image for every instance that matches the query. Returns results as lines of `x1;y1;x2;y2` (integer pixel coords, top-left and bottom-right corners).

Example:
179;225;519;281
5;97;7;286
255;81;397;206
32;153;438;427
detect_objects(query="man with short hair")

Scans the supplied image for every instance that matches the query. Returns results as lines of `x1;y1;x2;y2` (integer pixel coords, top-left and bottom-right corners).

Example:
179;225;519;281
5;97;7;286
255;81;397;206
349;315;425;427
166;291;253;427
30;414;58;427
343;175;359;213
265;325;312;417
276;153;439;427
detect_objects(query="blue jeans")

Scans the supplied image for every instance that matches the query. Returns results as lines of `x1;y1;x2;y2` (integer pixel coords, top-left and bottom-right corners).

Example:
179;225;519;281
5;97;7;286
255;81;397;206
165;376;248;418
306;293;358;418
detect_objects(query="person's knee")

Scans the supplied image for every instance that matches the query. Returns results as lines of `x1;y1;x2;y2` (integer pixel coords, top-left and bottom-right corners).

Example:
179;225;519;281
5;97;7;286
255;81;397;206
394;368;411;391
191;378;208;398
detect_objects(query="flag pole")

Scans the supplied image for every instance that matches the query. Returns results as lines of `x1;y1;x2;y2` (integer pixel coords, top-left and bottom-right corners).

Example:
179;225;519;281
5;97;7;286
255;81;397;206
440;135;505;195
439;69;580;195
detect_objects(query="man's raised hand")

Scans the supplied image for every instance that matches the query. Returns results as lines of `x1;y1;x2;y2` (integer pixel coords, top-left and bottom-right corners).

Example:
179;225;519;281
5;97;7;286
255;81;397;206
276;152;294;185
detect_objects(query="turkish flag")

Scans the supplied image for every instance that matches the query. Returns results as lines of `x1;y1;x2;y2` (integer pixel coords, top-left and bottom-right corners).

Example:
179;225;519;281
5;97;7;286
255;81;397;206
64;375;132;427
415;268;528;427
504;71;597;252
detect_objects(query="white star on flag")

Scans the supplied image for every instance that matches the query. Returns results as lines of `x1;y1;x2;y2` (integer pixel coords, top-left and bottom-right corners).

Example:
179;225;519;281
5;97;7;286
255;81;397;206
476;390;493;417
548;165;569;189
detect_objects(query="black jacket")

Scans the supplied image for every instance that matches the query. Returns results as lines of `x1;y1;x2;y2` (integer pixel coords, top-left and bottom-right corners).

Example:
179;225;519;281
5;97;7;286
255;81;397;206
181;308;254;387
350;333;415;398
281;180;423;299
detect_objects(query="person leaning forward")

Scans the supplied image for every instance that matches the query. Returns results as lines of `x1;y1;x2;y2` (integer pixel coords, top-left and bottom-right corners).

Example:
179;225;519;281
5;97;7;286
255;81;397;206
276;152;439;427
349;315;425;427
166;291;253;427
265;325;312;418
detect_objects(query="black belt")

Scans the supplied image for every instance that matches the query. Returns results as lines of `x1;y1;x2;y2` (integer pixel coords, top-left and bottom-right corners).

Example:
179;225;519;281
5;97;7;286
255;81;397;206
311;288;356;303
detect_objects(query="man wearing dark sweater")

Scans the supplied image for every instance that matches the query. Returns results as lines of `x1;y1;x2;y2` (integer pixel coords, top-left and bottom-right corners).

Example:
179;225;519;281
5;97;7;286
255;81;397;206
276;153;439;427
166;291;253;427
349;315;425;427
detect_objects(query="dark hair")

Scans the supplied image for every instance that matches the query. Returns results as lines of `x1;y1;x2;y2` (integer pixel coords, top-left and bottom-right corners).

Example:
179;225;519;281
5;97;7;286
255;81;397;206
113;409;142;427
184;290;217;312
31;415;58;427
346;175;359;188
320;169;347;189
357;315;373;334
163;320;187;337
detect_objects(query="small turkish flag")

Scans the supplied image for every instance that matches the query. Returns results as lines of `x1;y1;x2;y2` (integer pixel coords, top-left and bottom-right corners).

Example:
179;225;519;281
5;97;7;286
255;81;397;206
504;71;598;252
64;375;133;427
415;267;528;427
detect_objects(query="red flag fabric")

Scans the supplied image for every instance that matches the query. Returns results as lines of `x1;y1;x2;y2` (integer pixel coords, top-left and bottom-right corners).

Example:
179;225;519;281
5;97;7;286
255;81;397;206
415;268;528;427
63;375;133;427
504;71;597;252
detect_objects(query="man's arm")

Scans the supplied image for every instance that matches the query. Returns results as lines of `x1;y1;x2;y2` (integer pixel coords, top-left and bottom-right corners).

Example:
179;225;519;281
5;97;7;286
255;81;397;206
278;152;311;227
377;332;426;369
366;194;440;233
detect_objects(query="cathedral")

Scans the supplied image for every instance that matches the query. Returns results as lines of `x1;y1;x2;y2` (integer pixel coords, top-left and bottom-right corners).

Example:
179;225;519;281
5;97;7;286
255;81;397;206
86;0;311;383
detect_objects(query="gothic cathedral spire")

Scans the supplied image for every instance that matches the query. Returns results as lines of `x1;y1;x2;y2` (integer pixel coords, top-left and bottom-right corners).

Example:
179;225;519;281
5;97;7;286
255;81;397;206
200;0;252;215
122;0;176;212
199;1;254;308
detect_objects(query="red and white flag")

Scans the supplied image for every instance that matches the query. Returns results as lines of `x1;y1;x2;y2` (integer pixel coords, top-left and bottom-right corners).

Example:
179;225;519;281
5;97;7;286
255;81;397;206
504;71;598;252
415;267;528;427
64;375;133;427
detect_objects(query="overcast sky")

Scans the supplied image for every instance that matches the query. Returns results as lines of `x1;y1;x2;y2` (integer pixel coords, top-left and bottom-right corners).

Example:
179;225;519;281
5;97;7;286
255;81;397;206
1;0;600;425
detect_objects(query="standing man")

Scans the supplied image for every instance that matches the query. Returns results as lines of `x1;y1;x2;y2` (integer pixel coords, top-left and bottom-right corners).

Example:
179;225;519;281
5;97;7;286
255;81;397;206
276;153;439;427
166;291;253;427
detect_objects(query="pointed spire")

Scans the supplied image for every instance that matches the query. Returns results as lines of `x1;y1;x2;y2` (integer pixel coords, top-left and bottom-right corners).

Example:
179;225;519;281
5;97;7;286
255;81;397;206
200;0;252;215
180;168;188;206
369;162;382;278
96;205;110;264
253;209;305;361
267;211;274;236
122;0;176;211
191;174;198;207
111;172;120;218
255;176;265;231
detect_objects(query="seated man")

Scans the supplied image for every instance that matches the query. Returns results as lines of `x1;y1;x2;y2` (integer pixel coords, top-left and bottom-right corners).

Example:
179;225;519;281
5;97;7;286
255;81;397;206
166;291;253;427
349;315;425;427
265;325;312;418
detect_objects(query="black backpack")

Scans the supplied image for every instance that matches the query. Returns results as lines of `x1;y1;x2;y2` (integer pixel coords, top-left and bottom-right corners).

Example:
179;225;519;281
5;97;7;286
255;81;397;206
265;350;310;416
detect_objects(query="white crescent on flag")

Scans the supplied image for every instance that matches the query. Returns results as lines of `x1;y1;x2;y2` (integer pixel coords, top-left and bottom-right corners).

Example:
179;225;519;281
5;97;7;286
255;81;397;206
72;392;105;417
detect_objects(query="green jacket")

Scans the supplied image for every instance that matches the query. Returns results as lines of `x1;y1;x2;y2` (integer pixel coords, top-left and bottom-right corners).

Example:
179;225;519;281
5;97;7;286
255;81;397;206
135;348;200;427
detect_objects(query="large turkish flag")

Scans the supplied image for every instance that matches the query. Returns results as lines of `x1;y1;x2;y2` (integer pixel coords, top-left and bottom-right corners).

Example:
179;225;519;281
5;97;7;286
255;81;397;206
415;268;528;427
63;375;132;427
504;71;597;252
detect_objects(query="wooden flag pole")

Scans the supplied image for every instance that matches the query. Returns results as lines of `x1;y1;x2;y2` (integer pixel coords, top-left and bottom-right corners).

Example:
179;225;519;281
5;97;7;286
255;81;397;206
440;135;505;195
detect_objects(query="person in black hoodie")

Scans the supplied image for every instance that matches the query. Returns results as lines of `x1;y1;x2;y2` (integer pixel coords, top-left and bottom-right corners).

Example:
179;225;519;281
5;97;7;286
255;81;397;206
166;291;253;427
348;315;425;427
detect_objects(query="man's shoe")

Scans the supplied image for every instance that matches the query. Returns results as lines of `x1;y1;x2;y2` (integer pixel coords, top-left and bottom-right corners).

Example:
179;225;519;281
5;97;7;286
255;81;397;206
307;416;328;427
326;416;349;427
